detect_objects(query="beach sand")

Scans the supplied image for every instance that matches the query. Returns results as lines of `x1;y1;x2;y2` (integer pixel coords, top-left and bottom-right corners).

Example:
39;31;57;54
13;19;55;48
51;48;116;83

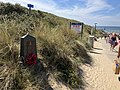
81;39;120;90
48;39;120;90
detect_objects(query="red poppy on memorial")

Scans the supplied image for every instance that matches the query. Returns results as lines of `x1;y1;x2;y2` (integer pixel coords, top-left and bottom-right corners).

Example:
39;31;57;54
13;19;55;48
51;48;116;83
26;53;37;65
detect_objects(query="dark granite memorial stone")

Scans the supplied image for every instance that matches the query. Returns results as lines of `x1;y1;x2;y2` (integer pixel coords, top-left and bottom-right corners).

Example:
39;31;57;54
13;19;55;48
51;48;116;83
20;34;37;65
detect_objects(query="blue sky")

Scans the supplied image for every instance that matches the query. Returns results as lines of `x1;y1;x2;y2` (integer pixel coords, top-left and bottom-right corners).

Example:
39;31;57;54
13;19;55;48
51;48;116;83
0;0;120;26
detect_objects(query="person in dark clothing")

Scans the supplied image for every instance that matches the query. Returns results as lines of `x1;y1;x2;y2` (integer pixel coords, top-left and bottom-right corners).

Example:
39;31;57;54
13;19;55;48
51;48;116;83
117;34;120;58
110;33;117;51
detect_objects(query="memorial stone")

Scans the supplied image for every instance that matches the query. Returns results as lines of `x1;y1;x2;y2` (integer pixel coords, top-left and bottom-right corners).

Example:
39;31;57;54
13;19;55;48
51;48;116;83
20;34;37;65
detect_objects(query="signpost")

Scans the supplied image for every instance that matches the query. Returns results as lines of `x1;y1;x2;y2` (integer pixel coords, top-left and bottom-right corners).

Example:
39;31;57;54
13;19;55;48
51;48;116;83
27;4;34;14
70;22;84;38
27;4;34;9
94;23;97;31
20;34;37;66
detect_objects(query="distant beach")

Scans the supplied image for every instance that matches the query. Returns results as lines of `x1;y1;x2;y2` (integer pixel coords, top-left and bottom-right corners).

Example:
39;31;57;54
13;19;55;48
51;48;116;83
96;26;120;33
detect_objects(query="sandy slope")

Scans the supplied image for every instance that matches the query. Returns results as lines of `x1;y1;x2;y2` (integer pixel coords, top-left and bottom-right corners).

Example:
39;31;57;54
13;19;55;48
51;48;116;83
82;39;120;90
48;39;120;90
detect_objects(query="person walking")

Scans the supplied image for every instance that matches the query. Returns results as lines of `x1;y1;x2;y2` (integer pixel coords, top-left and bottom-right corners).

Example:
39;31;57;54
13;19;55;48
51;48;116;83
110;33;117;51
117;35;120;58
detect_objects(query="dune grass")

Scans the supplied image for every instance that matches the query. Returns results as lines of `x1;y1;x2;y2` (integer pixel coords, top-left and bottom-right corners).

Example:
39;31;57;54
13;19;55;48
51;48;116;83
0;2;104;90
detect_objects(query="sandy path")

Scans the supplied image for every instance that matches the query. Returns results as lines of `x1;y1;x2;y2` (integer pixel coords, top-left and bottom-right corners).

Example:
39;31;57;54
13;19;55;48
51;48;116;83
82;39;120;90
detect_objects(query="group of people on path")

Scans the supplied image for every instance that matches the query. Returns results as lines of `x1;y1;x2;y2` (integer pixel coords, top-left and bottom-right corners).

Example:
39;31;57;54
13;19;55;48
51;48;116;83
105;32;120;74
105;33;120;52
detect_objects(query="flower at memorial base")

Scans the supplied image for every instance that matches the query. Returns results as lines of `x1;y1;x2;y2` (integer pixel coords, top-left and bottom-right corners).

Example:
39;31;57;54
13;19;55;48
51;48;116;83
26;53;37;65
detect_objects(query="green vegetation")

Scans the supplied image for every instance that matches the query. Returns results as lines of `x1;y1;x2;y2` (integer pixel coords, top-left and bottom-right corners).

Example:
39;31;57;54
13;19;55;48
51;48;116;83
0;2;104;90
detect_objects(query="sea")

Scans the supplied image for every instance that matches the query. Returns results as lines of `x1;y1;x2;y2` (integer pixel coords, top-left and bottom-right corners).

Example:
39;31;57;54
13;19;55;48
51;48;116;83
96;26;120;33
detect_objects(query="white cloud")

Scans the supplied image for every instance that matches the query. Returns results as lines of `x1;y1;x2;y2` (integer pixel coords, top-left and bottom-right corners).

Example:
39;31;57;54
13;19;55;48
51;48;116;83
0;0;119;26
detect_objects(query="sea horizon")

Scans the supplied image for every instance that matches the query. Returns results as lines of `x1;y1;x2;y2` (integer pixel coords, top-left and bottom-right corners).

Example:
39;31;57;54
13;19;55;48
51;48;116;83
96;26;120;33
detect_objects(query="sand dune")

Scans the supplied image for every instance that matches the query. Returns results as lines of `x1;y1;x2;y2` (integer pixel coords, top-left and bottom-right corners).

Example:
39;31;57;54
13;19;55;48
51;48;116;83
82;39;120;90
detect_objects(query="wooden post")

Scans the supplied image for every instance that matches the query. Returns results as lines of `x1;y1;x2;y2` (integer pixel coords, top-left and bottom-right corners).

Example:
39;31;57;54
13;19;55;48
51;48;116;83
81;23;84;39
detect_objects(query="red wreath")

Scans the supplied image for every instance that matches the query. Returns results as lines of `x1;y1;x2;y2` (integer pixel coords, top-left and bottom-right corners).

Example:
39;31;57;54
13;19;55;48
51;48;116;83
26;53;37;65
